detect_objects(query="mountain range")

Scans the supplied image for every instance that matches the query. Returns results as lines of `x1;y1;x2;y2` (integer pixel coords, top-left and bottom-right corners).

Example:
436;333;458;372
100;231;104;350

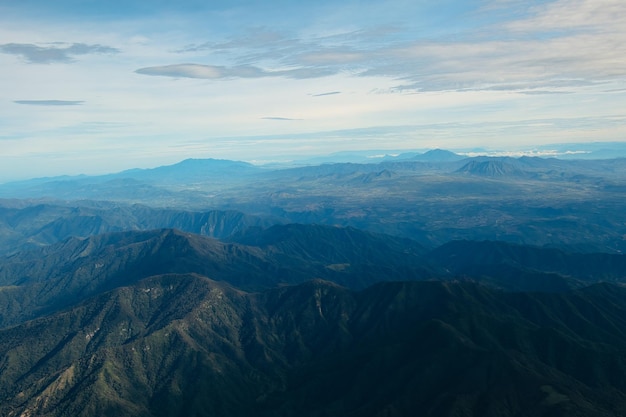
3;259;626;416
3;152;626;252
3;224;626;328
1;224;626;415
2;150;626;416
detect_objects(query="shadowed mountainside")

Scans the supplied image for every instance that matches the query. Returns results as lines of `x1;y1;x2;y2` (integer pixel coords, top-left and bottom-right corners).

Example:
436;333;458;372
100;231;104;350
3;278;626;416
427;240;626;291
456;159;526;177
0;226;434;328
2;225;626;330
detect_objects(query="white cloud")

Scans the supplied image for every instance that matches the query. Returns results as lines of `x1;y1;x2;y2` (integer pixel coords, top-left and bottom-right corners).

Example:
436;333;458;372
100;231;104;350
136;63;224;79
139;0;626;94
0;42;118;63
505;0;625;33
135;63;336;79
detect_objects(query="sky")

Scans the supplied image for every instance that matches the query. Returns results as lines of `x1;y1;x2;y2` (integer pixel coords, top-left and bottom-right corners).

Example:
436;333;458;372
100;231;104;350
1;0;625;181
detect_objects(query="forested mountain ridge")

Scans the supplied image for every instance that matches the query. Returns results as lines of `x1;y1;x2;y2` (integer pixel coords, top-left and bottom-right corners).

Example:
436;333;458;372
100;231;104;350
2;223;626;332
0;226;434;328
3;276;626;416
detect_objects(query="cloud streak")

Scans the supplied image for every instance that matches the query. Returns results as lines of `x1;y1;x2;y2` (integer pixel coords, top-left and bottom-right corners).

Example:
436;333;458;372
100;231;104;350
311;91;341;97
0;43;118;63
135;63;334;80
14;100;85;106
261;117;301;121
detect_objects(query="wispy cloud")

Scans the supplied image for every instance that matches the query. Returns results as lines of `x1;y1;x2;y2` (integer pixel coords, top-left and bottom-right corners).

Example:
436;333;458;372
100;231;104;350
135;63;334;80
261;117;301;121
181;29;296;52
14;100;85;106
136;64;224;79
0;42;118;63
518;90;573;95
158;0;626;94
138;25;400;82
504;0;624;33
311;91;341;97
296;48;368;66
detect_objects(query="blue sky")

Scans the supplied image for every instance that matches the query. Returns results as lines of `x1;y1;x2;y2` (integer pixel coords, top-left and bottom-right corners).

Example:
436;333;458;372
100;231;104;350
1;0;625;180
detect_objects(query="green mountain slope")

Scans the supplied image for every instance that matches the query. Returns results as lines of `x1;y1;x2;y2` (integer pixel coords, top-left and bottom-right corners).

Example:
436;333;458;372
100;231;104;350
3;278;626;416
0;226;434;328
3;225;626;330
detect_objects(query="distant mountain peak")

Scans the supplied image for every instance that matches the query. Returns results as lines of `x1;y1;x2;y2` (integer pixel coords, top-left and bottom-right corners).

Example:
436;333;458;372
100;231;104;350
176;157;255;167
456;159;524;177
111;157;262;185
413;149;464;162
